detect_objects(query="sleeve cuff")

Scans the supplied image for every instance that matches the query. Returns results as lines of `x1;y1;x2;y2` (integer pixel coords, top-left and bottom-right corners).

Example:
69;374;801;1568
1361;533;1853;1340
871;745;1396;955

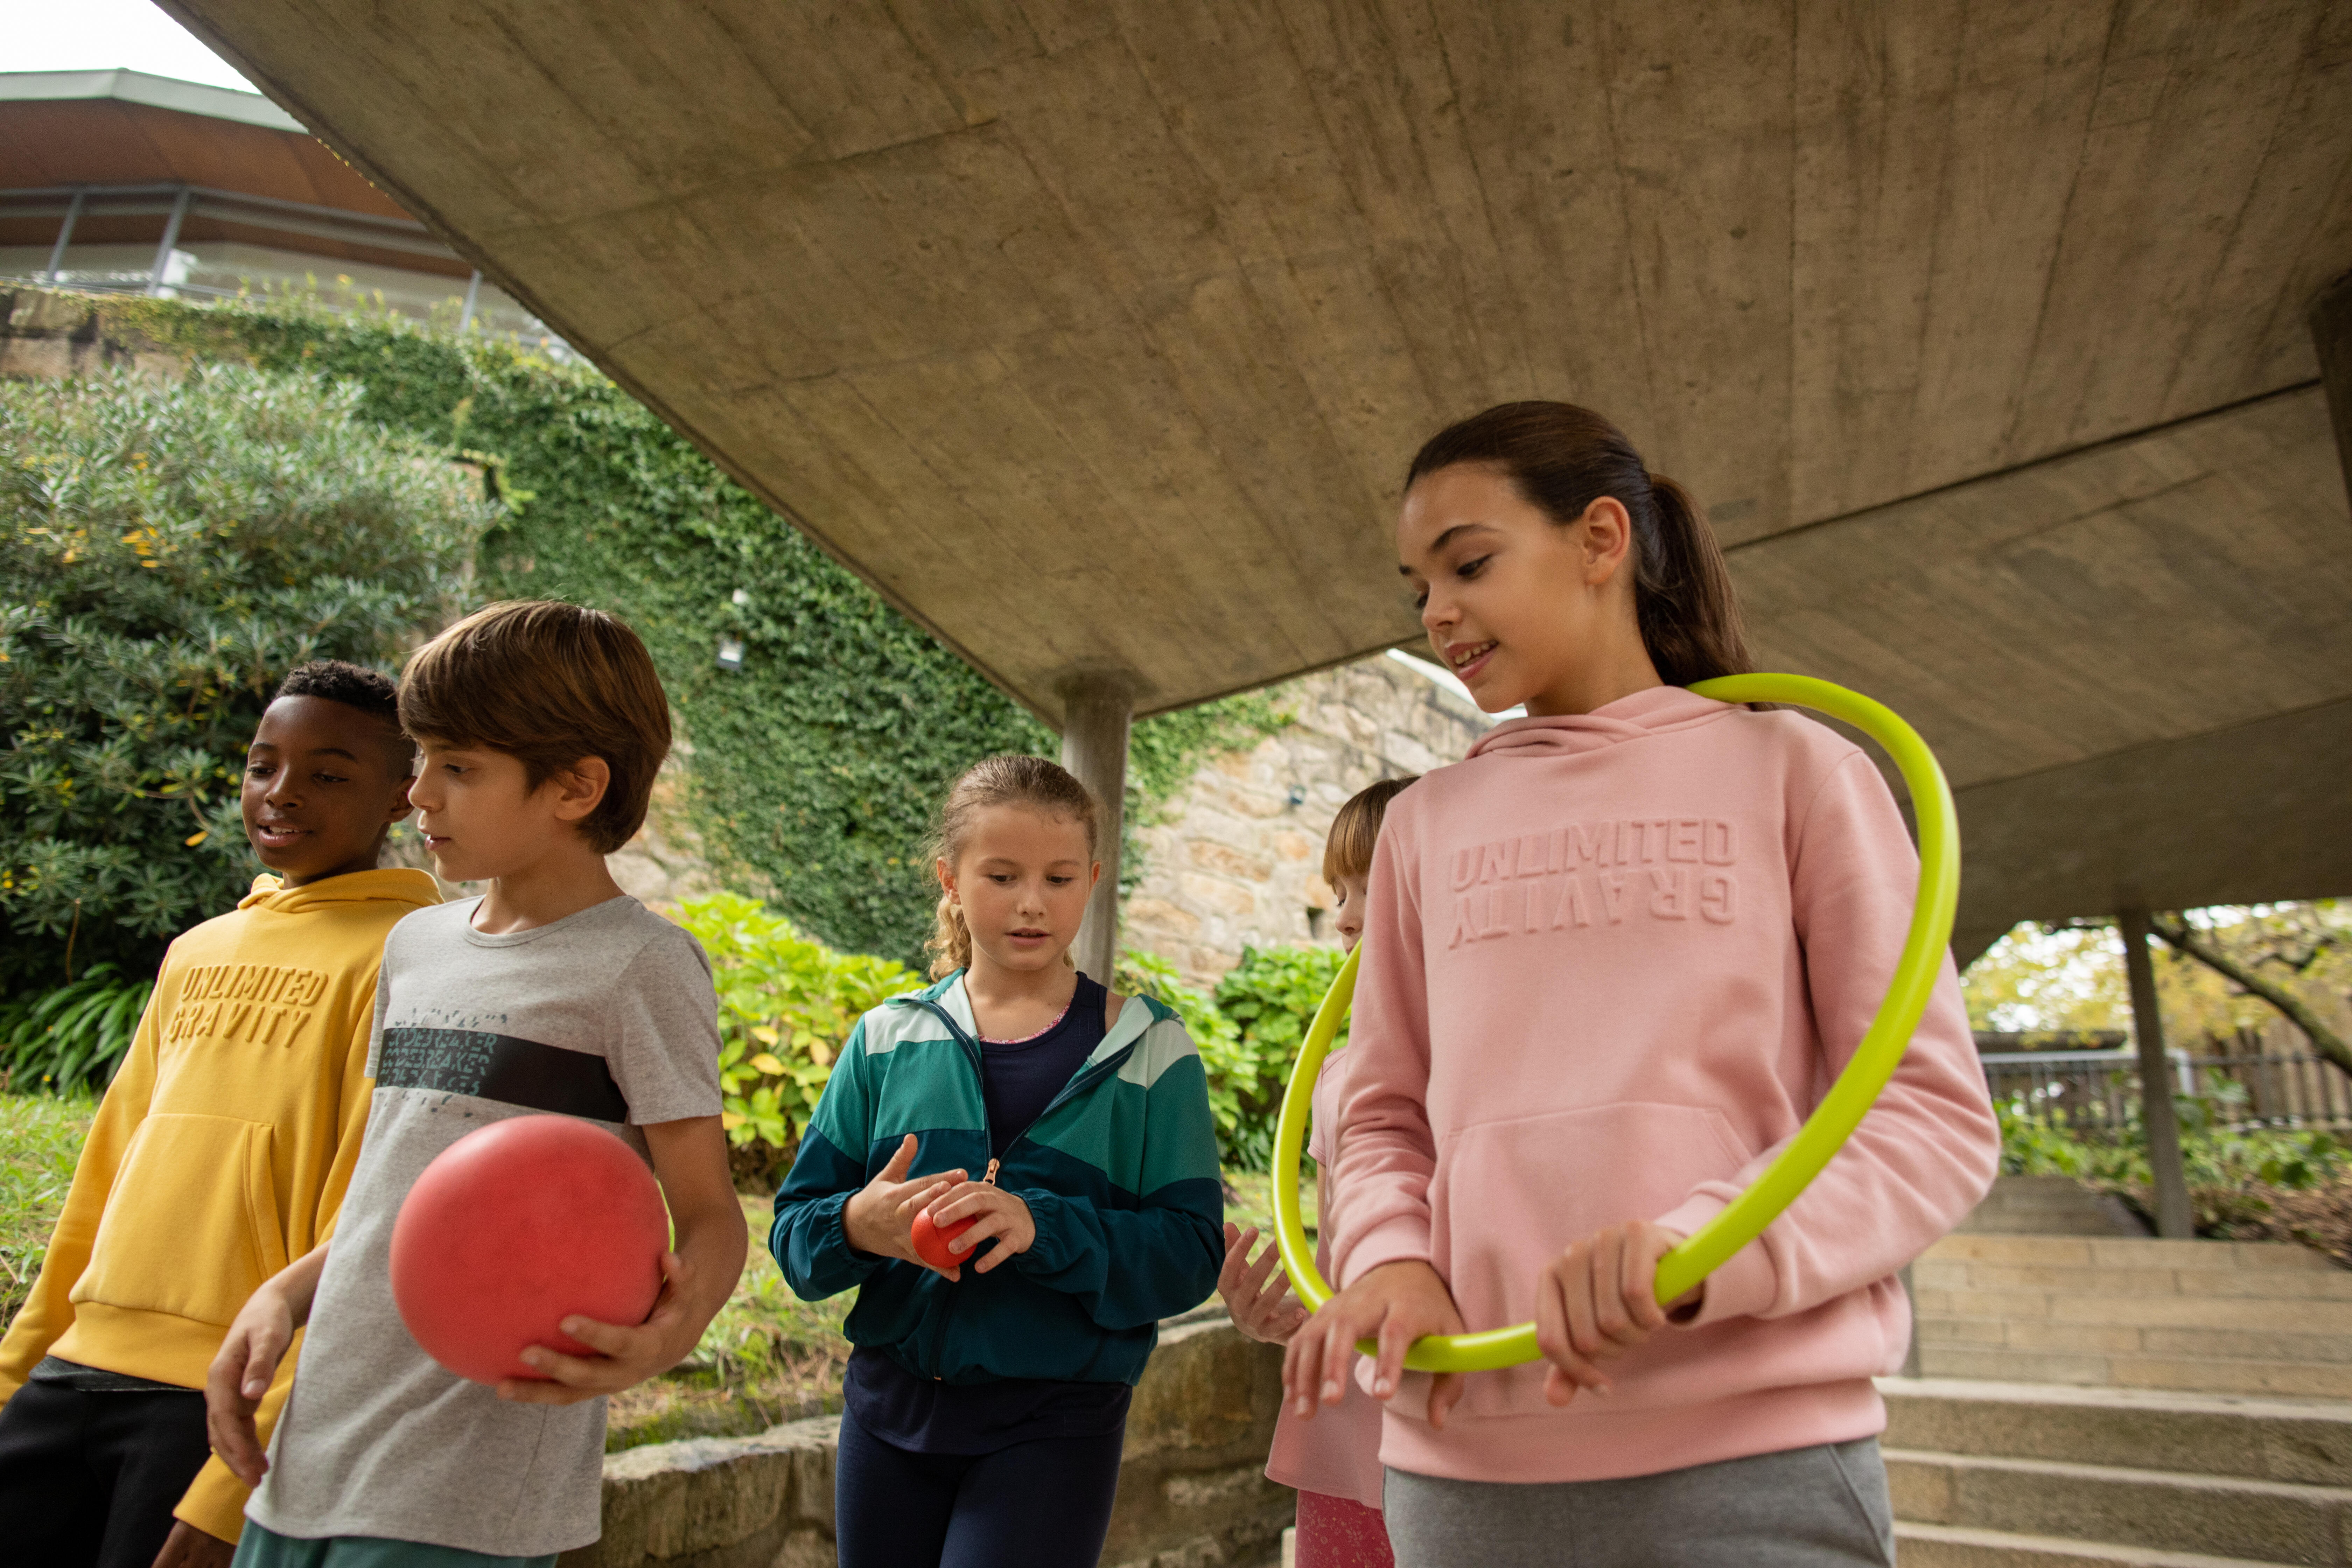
175;1456;251;1545
1654;1190;1779;1326
1334;1214;1431;1288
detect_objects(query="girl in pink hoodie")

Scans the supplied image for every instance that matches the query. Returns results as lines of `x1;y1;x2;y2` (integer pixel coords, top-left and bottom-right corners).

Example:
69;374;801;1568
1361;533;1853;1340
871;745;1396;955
1220;777;1415;1568
1282;402;1998;1567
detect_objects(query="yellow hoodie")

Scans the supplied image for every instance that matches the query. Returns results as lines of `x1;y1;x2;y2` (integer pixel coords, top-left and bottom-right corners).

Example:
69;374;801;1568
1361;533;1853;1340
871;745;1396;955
0;867;439;1543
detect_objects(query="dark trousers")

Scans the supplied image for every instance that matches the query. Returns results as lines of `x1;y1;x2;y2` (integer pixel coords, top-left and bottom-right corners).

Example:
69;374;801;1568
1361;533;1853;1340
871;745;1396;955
0;1379;213;1568
834;1405;1125;1568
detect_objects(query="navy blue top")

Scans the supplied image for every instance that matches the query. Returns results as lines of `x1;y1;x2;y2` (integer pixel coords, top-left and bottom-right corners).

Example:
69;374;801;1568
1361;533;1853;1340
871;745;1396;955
846;973;1132;1454
978;973;1108;1156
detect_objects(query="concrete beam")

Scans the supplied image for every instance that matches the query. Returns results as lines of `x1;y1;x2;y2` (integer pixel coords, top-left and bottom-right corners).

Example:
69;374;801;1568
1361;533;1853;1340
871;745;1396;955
2314;270;2352;512
1059;674;1134;985
2120;909;2194;1241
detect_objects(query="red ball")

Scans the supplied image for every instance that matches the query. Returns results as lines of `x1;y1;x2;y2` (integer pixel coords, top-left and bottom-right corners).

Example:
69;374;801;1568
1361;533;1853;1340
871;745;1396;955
910;1207;975;1274
390;1115;669;1385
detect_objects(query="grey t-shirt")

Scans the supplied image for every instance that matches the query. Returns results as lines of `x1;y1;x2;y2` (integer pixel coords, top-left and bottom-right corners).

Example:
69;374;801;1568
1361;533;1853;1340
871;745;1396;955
245;895;722;1556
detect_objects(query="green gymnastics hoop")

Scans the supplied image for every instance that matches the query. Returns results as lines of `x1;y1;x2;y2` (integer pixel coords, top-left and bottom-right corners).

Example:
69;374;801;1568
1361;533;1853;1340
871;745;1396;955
1268;673;1960;1374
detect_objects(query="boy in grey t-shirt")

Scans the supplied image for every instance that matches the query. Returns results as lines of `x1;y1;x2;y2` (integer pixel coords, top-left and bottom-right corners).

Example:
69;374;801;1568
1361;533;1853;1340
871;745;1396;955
204;602;747;1567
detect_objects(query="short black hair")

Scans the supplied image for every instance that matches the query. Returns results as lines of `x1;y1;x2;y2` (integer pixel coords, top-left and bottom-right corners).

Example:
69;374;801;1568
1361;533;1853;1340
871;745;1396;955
272;660;411;774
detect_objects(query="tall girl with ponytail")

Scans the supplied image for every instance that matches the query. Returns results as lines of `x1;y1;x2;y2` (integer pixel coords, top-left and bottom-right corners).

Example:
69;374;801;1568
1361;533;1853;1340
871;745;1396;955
1285;403;1998;1566
772;755;1222;1568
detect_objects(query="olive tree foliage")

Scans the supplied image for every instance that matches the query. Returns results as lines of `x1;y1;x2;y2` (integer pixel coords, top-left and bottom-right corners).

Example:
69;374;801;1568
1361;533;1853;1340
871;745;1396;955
0;365;488;990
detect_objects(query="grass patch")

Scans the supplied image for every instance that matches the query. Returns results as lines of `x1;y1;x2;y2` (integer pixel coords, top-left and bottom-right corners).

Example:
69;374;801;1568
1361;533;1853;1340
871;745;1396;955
0;1094;96;1325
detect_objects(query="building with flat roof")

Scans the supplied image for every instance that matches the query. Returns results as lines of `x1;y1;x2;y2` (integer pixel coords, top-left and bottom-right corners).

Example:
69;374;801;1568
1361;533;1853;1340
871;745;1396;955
0;69;555;342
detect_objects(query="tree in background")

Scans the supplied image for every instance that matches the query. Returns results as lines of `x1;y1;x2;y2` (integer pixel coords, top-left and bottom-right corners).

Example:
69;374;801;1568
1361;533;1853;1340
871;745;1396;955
1966;904;2352;1074
0;364;487;991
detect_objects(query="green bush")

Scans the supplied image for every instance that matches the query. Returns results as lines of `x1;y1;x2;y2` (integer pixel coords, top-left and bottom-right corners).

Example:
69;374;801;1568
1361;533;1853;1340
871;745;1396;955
673;893;921;1170
1210;946;1351;1171
0;362;486;989
27;294;1287;969
1997;1087;2350;1235
0;964;152;1094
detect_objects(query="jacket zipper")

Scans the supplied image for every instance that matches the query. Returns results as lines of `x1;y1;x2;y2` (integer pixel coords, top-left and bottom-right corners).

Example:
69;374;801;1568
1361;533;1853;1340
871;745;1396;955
899;990;1141;1380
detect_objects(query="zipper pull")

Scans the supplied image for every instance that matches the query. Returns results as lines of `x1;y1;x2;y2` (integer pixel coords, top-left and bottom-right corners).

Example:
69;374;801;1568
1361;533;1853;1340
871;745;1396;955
983;1158;1001;1187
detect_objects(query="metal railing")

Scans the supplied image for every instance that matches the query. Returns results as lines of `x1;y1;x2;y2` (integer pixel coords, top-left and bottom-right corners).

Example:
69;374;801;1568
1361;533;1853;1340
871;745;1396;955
1980;1045;2352;1135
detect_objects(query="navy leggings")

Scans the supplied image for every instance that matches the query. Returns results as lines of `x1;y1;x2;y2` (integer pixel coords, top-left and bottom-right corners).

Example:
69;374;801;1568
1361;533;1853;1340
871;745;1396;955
834;1406;1125;1568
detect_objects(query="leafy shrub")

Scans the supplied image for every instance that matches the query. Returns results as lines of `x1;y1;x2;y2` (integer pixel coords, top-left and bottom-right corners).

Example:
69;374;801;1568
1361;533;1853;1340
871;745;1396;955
0;362;486;989
1997;1087;2350;1237
1209;945;1351;1171
673;894;921;1178
0;964;152;1094
28;293;1287;968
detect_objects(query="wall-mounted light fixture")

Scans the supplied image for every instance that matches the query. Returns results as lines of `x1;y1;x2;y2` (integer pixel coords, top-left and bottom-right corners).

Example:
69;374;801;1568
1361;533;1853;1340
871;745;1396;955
716;636;745;671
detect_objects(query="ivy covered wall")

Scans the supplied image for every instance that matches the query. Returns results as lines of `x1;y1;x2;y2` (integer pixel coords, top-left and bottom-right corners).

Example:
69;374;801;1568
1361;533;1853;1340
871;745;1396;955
8;290;1282;967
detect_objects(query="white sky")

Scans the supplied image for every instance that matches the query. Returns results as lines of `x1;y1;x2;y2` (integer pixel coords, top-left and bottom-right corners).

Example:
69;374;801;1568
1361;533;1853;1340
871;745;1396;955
6;0;258;94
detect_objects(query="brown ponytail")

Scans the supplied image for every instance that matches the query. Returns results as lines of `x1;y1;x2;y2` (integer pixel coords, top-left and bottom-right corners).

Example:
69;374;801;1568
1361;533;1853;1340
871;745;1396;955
1404;402;1753;686
925;755;1102;979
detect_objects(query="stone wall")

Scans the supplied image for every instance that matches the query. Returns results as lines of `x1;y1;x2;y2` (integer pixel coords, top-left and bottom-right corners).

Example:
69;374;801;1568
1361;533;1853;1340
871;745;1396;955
561;1315;1292;1568
1125;654;1490;989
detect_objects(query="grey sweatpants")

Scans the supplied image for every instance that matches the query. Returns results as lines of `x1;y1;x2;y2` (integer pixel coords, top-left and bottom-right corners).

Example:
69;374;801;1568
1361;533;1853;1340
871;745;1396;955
1382;1436;1894;1568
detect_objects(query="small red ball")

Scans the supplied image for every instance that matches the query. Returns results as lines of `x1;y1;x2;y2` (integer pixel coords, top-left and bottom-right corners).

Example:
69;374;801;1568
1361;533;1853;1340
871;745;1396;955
910;1207;975;1274
389;1115;668;1385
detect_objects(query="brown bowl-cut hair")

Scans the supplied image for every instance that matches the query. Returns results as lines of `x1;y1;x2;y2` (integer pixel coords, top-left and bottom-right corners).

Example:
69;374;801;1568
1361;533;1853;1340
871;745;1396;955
1323;776;1418;887
399;600;671;855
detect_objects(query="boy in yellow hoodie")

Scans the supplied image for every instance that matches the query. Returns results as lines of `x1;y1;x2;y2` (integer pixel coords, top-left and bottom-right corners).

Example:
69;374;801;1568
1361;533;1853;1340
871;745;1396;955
0;660;437;1568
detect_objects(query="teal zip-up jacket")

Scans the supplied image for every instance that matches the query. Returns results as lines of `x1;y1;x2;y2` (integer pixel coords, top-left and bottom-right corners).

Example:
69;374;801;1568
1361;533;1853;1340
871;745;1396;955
771;972;1223;1386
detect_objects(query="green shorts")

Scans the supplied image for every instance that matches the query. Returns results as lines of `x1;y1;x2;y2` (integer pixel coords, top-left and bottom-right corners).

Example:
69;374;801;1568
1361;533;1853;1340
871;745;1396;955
232;1520;558;1568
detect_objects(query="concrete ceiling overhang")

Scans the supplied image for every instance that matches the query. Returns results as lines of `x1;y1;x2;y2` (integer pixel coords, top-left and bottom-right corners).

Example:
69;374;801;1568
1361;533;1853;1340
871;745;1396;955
158;0;2352;929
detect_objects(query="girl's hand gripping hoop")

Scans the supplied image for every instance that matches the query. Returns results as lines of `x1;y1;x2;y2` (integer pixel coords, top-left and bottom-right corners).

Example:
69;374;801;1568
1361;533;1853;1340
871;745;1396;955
1268;674;1961;1374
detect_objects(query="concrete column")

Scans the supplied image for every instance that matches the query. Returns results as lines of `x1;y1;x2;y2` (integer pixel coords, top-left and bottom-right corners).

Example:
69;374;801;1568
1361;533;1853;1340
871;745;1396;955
2119;908;2195;1239
2315;270;2352;510
1059;674;1134;984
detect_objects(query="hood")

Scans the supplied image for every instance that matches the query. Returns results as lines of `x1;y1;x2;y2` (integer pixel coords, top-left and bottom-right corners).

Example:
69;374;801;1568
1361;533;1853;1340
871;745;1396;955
890;969;1173;1067
238;867;442;914
1465;684;1734;762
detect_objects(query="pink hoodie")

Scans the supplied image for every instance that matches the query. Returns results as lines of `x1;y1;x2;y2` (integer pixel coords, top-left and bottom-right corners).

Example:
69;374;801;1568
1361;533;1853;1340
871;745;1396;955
1330;685;1997;1486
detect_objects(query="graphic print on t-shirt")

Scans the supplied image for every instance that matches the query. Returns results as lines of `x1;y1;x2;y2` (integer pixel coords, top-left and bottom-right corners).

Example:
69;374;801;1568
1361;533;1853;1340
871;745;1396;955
1446;816;1741;947
376;1027;629;1122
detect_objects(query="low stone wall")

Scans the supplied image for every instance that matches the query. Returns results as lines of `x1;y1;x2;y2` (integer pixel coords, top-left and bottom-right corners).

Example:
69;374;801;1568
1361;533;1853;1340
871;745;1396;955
561;1316;1291;1568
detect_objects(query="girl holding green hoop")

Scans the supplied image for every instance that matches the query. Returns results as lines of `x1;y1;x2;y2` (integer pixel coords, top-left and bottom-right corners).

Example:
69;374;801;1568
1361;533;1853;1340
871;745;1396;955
1283;403;2000;1567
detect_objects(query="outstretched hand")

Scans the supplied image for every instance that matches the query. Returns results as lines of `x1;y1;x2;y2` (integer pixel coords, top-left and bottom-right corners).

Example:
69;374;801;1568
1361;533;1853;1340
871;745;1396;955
1219;1223;1309;1345
842;1133;966;1270
1283;1259;1468;1429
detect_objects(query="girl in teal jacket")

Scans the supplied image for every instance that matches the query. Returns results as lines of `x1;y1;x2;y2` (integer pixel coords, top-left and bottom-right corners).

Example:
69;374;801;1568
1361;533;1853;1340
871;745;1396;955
772;755;1223;1568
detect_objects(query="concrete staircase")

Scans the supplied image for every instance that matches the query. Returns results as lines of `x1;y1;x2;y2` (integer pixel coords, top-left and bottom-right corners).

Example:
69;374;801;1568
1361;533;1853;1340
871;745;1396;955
1887;1378;2352;1566
1887;1177;2352;1565
1914;1206;2352;1400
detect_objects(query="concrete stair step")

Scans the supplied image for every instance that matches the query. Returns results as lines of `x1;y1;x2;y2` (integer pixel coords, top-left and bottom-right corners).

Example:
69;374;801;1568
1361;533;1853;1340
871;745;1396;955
1927;1236;2336;1274
1916;1345;2352;1399
1918;1315;2352;1365
1915;1259;2352;1304
1956;1178;2153;1239
1880;1379;2352;1486
1885;1448;2352;1564
1918;1290;2352;1336
1897;1521;2300;1567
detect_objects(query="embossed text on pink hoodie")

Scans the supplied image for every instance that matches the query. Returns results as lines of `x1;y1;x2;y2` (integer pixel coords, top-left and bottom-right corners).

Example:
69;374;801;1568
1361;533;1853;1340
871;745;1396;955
1329;685;1997;1485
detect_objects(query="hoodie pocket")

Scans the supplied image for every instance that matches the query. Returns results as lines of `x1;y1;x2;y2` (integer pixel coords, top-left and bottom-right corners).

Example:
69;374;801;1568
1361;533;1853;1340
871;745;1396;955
1428;1101;1751;1417
73;1113;288;1326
